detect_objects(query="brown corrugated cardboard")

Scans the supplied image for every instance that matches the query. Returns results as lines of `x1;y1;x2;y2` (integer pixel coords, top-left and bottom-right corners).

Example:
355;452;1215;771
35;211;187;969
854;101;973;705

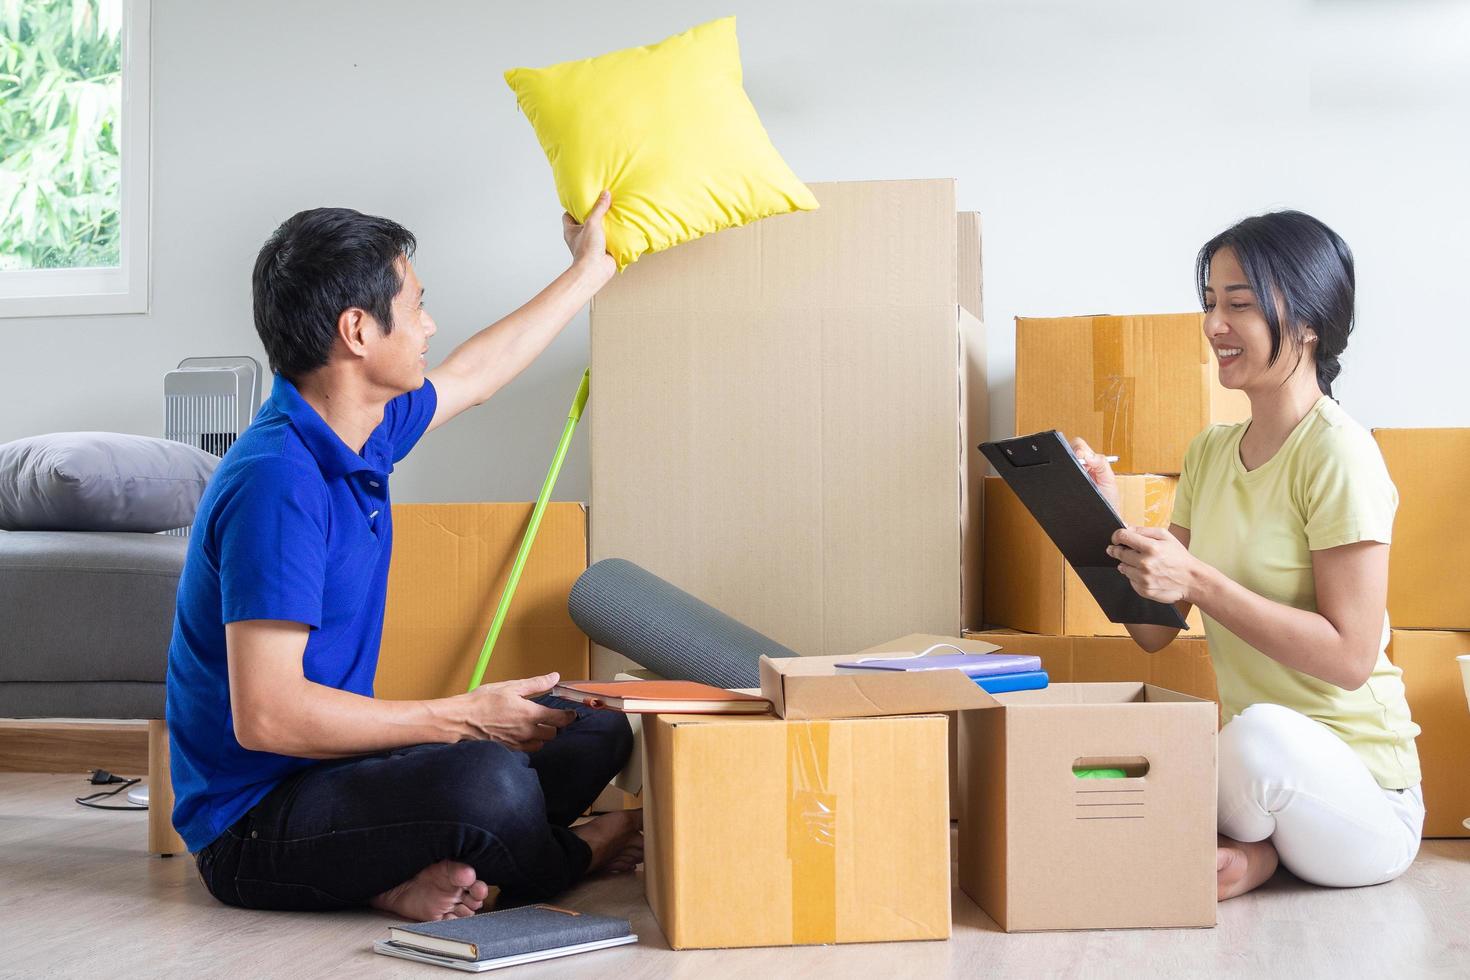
1015;314;1250;475
642;712;951;949
958;682;1218;931
982;476;1207;637
589;180;978;675
963;629;1219;703
1387;630;1470;838
375;503;589;700
1375;429;1470;629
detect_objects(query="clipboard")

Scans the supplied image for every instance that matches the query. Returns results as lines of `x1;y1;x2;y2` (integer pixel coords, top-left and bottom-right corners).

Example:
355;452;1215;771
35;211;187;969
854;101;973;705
980;430;1190;630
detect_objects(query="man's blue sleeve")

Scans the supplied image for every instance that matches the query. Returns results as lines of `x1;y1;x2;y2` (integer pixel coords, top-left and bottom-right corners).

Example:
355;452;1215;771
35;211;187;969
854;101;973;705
383;378;438;463
216;459;329;628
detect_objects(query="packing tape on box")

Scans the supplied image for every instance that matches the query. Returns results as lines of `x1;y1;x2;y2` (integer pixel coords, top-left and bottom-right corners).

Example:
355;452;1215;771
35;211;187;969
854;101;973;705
1091;316;1135;472
786;721;837;945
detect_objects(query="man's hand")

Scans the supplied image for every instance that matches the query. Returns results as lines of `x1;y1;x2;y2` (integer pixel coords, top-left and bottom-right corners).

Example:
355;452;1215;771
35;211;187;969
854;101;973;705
453;673;576;752
563;190;616;282
1109;526;1200;604
424;193;616;434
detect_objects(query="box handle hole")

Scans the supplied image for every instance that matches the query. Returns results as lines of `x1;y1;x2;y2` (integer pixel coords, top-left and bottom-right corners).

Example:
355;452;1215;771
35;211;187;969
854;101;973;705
1073;756;1149;779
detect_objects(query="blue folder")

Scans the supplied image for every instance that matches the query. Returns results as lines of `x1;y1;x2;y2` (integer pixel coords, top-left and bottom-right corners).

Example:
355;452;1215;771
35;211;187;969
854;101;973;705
975;669;1049;694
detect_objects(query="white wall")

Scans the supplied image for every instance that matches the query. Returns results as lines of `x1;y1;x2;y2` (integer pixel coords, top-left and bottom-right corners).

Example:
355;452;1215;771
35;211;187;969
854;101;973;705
3;0;1466;502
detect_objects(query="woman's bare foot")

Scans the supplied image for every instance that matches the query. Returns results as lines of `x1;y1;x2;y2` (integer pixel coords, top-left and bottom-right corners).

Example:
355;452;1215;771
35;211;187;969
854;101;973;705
370;859;492;921
1217;835;1280;901
573;809;644;874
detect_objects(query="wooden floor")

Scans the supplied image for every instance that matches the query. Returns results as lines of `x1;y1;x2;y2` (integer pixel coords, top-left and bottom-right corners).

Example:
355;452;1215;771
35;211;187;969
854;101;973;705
3;772;1468;979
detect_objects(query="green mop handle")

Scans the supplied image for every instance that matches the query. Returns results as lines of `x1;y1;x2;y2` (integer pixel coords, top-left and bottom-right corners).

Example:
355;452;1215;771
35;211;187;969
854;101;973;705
466;368;591;691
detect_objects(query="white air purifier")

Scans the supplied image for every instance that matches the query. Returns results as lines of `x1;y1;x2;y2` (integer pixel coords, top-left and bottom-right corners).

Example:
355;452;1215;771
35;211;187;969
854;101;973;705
164;356;262;459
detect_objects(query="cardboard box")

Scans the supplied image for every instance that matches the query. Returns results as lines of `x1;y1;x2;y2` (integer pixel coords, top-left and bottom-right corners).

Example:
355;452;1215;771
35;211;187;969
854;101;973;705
1015;314;1249;475
963;629;1219;704
1387;629;1470;838
958;683;1218;931
375;503;589;699
642;712;951;949
589;179;986;677
1375;429;1470;629
981;476;1207;637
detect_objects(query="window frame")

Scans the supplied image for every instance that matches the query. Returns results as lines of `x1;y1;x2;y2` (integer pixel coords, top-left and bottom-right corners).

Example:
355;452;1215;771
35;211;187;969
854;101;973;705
0;0;151;318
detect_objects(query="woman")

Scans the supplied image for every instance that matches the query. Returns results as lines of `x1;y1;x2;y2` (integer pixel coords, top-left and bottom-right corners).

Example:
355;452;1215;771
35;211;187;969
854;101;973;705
1074;210;1422;901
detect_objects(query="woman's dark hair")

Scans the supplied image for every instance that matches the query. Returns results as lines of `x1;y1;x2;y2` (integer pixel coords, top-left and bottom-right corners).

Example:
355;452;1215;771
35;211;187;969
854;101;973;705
1196;210;1354;398
252;207;417;380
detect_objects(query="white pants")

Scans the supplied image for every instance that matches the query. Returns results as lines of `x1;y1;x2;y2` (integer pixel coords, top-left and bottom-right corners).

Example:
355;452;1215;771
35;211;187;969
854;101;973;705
1217;702;1424;887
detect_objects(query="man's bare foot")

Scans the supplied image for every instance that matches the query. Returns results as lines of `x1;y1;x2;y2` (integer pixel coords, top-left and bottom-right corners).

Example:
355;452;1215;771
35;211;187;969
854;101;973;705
370;859;493;921
573;809;644;874
1217;835;1280;901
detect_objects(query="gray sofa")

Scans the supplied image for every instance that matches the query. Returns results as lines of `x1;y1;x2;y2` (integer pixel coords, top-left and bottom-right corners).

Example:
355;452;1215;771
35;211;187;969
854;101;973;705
0;528;187;853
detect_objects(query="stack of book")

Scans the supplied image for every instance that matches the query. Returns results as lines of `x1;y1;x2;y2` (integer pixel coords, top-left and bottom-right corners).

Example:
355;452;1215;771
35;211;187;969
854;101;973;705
374;905;636;972
835;649;1048;694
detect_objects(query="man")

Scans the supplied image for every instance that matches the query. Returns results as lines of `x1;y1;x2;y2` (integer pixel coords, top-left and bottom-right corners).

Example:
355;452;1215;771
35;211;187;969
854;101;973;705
166;192;641;921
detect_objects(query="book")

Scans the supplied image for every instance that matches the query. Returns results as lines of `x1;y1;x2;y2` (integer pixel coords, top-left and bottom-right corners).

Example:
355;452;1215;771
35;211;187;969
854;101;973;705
377;904;636;972
550;679;772;714
975;669;1050;694
834;652;1042;678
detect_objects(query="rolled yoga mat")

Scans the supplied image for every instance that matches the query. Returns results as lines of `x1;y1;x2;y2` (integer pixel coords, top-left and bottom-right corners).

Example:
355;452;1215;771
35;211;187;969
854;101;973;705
567;558;800;689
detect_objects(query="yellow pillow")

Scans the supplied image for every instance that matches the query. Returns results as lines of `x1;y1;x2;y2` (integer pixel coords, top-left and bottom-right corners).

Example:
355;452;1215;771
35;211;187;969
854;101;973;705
504;17;818;270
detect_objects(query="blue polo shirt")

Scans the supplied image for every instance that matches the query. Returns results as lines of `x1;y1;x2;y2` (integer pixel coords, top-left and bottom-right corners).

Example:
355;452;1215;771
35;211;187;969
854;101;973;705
165;374;437;852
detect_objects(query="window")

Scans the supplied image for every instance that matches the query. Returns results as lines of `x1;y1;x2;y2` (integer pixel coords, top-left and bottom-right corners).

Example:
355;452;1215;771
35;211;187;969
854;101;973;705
0;0;149;317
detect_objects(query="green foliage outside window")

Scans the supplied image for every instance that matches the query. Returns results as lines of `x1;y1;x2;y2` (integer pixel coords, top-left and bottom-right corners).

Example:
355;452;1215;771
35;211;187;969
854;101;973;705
0;0;123;272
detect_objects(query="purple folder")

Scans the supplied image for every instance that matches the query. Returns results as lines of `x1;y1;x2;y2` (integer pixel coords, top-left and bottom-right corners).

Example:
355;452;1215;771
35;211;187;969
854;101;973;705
834;652;1042;678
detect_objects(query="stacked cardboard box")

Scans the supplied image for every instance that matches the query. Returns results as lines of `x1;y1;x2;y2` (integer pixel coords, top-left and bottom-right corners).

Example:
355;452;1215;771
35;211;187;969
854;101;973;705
587;179;987;677
374;503;589;699
1376;428;1470;838
962;628;1218;704
980;313;1246;690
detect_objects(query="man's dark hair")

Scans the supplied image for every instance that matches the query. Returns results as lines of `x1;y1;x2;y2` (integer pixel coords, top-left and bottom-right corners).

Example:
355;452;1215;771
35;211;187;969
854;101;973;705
251;208;417;380
1196;210;1355;398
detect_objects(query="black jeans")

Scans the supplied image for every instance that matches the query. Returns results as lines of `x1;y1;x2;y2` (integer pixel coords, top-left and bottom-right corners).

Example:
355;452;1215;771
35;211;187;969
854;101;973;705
194;696;632;911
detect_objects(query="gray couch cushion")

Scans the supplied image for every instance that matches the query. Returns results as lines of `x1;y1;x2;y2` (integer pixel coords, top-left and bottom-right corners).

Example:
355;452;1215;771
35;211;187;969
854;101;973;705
0;432;219;532
0;532;185;698
0;681;166;720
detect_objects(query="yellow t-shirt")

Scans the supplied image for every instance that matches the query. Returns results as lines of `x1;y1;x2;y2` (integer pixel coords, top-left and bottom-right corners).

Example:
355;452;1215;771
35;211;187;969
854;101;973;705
1173;396;1421;789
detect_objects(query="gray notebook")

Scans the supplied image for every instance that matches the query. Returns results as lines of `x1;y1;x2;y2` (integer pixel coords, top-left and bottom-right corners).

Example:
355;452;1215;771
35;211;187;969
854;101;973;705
385;905;633;964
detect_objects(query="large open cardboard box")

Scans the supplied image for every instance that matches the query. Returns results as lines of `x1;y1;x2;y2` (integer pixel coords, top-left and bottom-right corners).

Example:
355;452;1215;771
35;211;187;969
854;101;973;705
958;683;1218;931
981;475;1206;637
1388;629;1470;838
1015;314;1249;475
588;179;986;676
641;711;951;949
1374;428;1470;630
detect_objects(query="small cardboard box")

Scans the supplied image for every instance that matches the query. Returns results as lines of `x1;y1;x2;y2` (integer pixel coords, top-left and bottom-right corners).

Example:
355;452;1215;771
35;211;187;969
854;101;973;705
1387;629;1470;838
641;712;951;949
590;179;987;680
1015;314;1249;475
981;476;1207;637
1374;429;1470;629
958;683;1218;931
963;629;1219;704
375;503;589;699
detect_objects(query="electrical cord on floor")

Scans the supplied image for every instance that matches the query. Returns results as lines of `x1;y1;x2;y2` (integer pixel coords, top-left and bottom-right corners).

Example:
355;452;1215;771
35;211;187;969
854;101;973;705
76;769;147;811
